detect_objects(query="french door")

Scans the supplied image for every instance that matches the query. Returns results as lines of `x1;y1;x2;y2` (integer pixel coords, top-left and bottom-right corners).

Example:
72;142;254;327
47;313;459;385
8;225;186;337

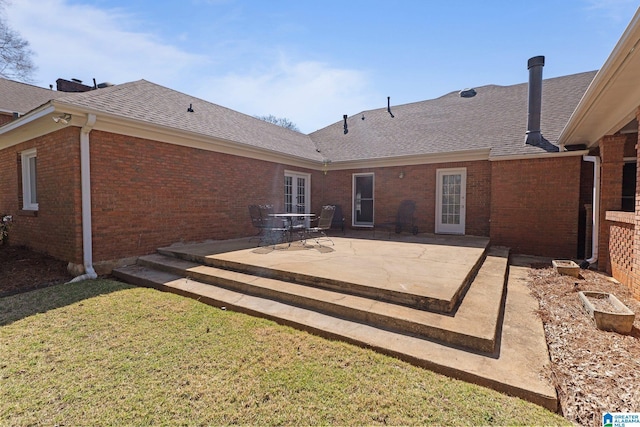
353;173;374;227
284;170;310;214
436;168;466;234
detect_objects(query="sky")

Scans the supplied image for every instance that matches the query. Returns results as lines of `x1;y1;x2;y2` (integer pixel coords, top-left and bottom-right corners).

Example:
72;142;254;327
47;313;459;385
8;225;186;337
3;0;639;133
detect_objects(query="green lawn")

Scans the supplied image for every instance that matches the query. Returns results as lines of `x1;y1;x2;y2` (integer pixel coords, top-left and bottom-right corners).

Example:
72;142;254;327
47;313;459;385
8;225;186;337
0;279;569;425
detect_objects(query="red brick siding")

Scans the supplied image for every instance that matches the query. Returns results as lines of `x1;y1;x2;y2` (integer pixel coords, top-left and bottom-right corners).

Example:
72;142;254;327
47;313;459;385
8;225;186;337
490;156;581;258
0;113;14;126
88;131;296;261
606;211;634;292
598;135;627;272
319;161;491;237
0;127;83;263
633;108;640;300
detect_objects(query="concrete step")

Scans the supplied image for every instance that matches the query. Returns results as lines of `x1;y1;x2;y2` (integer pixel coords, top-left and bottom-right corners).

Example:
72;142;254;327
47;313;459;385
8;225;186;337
115;247;508;354
112;259;557;411
157;239;488;314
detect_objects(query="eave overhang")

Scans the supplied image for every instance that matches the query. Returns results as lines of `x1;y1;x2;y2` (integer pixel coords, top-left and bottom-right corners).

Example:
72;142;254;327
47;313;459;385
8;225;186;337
0;101;322;170
559;8;640;148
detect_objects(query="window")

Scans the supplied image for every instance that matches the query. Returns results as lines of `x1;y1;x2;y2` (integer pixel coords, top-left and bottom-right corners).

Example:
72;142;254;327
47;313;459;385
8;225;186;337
622;160;636;212
21;148;38;210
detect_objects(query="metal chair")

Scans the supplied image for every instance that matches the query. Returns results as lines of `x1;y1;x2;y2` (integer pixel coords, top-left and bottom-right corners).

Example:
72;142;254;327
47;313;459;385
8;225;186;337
375;200;418;236
248;205;265;241
330;204;345;234
248;204;287;247
304;205;336;246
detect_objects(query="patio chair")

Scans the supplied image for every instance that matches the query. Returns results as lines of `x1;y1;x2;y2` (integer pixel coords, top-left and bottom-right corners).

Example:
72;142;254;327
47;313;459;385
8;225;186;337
330;204;345;234
249;204;288;247
304;205;336;246
375;200;419;236
248;205;265;241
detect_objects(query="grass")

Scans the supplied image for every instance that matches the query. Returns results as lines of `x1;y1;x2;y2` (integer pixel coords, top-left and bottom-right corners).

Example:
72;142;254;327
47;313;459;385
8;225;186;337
0;279;570;425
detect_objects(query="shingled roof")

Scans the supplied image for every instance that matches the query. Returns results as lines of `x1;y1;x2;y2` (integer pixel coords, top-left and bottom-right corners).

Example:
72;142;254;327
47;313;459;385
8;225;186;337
2;71;596;163
309;71;597;161
0;78;66;115
52;79;323;162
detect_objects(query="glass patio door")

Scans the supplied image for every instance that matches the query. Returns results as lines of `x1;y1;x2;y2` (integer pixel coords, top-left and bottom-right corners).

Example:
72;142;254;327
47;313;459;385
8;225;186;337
353;173;374;226
436;168;466;234
284;171;310;220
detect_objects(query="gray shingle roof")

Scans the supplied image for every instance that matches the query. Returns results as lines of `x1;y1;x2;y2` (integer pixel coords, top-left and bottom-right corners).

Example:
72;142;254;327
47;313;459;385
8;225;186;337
53;79;323;162
0;77;66;114
309;71;597;161
3;71;596;163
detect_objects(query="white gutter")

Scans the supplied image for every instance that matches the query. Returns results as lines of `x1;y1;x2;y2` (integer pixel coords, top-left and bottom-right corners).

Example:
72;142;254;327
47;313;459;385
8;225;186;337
583;155;600;267
68;114;98;283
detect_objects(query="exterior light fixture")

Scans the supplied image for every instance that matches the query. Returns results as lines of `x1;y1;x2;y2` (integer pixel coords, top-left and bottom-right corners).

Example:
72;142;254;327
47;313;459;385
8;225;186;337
322;159;332;175
52;113;72;125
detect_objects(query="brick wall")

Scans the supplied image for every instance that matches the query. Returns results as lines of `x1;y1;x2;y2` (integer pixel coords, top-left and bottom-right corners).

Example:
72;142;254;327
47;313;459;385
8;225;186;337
319;161;492;237
598;135;627;272
490;156;582;258
88;131;306;262
632;108;640;300
0;127;83;263
606;211;635;293
0;112;14;126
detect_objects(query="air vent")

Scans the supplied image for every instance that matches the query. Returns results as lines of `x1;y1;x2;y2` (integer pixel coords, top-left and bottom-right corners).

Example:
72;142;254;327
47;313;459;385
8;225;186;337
459;88;477;98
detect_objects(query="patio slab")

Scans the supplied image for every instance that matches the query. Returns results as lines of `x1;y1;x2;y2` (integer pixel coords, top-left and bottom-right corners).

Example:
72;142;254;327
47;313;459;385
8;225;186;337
159;233;489;313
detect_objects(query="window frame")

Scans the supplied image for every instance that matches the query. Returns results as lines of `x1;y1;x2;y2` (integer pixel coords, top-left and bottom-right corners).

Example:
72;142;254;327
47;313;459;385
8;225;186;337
21;148;38;211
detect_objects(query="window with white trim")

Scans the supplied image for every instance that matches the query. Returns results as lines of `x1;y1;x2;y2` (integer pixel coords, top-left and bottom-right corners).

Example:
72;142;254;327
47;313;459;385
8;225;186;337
21;148;38;210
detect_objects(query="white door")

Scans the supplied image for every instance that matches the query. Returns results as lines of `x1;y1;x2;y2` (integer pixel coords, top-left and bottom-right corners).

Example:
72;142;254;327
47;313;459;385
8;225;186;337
284;170;310;218
436;168;466;234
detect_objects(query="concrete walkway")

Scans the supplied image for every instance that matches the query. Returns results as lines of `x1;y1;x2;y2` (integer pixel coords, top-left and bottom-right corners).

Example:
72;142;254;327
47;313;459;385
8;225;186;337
114;233;557;411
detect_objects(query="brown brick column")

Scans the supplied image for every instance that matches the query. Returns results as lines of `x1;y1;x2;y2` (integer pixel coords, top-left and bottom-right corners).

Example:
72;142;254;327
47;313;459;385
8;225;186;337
632;107;640;299
598;134;626;273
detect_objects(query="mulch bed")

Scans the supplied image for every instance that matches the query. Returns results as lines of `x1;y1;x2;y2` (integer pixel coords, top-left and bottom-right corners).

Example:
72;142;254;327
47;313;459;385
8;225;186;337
527;266;640;426
0;245;72;297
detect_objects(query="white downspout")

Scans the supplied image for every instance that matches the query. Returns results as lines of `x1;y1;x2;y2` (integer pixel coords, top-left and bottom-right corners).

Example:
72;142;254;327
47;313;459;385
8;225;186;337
583;155;600;267
68;114;98;283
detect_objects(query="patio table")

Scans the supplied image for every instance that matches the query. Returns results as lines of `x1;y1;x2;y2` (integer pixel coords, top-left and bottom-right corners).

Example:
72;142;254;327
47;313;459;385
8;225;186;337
268;213;316;244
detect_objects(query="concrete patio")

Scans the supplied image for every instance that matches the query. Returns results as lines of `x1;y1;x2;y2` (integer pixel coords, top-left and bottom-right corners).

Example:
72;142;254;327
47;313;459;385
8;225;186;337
113;232;558;411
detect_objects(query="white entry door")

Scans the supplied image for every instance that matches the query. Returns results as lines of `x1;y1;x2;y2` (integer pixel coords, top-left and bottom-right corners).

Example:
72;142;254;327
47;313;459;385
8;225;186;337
436;168;466;234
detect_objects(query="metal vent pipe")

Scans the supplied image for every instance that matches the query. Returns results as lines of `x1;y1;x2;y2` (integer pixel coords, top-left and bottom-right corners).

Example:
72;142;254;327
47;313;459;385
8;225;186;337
524;55;545;146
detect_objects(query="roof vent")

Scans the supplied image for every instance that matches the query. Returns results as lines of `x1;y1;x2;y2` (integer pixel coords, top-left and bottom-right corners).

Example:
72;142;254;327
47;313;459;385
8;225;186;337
459;88;477;98
71;78;83;83
96;82;114;89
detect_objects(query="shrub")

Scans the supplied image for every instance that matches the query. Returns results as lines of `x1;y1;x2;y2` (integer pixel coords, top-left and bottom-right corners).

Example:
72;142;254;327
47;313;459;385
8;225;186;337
1;214;13;244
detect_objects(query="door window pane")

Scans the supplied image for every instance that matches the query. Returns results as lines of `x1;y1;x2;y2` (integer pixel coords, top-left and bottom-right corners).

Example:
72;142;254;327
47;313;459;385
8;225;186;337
353;174;374;225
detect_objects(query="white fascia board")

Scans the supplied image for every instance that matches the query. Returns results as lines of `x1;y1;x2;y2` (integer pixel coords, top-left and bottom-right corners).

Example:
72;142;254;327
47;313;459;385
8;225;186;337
326;148;491;171
0;104;55;135
0;104;59;149
489;149;589;162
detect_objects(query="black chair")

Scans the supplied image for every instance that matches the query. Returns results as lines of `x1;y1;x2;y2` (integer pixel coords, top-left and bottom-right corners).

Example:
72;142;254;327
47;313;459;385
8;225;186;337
248;204;288;247
375;200;418;236
331;204;345;233
304;205;336;246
